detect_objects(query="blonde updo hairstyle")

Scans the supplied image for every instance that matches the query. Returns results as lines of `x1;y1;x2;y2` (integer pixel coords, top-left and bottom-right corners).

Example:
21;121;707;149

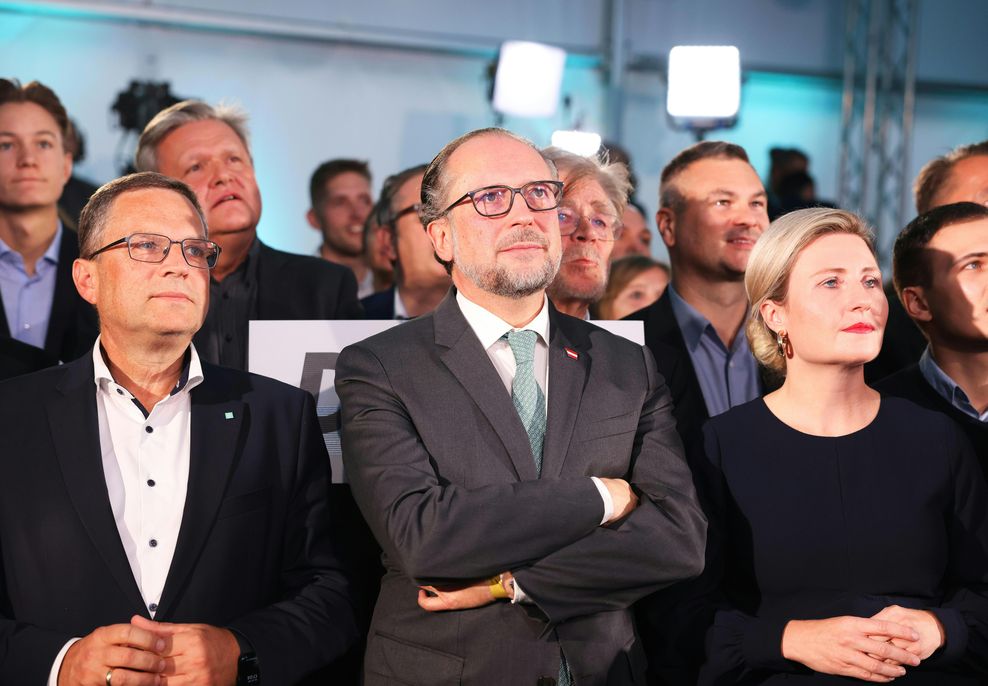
745;207;877;376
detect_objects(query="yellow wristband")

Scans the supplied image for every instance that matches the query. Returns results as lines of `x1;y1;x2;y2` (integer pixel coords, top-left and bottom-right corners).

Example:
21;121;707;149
488;575;510;600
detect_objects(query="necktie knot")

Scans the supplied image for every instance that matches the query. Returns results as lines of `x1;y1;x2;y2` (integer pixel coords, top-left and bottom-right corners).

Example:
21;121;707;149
506;329;537;365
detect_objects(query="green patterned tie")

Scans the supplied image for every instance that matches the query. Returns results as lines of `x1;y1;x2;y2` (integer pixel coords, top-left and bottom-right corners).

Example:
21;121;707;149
505;330;571;686
506;330;546;475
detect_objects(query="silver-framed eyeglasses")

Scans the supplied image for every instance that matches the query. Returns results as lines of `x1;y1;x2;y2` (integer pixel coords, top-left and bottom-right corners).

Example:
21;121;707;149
87;232;222;269
556;206;623;241
442;180;564;218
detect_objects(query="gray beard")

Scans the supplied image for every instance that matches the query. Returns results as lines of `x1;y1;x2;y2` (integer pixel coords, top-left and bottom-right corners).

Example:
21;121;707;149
452;226;561;299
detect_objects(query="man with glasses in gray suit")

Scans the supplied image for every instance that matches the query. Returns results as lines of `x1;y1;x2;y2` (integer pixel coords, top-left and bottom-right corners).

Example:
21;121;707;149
336;128;705;686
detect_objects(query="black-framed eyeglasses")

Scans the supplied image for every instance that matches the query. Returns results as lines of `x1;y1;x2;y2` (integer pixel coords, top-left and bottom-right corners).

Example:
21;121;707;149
392;203;424;226
87;232;222;269
441;180;563;218
557;206;623;242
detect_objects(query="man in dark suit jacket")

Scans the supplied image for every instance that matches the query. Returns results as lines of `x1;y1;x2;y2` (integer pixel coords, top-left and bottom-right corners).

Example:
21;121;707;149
359;164;449;320
0;172;356;685
623;142;773;686
876;202;988;476
336;129;706;685
134;99;362;370
0;78;97;364
868;140;988;382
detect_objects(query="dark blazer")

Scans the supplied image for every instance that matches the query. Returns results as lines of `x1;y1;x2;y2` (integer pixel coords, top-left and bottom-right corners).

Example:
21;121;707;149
876;362;988;479
625;291;779;458
0;354;357;685
625;291;778;686
255;241;363;320
335;291;707;686
0;335;58;381
864;284;927;383
0;227;98;364
359;287;395;320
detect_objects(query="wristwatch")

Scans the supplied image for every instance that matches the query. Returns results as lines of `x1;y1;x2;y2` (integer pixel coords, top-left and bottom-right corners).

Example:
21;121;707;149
237;651;260;685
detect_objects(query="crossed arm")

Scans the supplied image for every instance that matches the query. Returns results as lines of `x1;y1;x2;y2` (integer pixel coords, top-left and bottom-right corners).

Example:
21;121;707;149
336;343;707;623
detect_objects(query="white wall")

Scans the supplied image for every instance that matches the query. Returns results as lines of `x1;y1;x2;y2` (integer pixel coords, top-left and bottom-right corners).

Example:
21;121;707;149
2;0;988;262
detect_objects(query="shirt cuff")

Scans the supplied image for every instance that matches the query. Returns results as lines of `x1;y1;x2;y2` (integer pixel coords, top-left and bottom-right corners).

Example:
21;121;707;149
48;637;81;686
590;476;613;525
511;577;532;604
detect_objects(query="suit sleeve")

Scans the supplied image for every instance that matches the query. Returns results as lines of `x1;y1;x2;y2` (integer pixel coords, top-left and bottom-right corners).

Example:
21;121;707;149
335;343;607;585
225;391;358;685
510;346;707;623
0;554;75;683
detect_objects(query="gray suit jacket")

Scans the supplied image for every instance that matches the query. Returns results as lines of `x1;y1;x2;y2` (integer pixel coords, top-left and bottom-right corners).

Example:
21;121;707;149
335;291;706;686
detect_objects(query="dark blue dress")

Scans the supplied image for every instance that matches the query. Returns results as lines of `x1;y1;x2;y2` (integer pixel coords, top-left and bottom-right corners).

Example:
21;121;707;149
697;396;988;685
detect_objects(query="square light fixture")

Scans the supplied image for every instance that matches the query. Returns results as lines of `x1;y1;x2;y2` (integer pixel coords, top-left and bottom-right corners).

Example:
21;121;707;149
550;130;602;157
667;46;741;130
492;41;566;118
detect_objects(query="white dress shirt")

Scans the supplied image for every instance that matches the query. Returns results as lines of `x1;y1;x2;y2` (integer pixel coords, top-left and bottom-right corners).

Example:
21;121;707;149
455;292;613;602
48;339;204;685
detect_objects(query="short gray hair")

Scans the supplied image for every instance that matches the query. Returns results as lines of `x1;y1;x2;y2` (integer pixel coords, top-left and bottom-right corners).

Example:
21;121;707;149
134;100;251;172
79;172;207;259
542;146;631;218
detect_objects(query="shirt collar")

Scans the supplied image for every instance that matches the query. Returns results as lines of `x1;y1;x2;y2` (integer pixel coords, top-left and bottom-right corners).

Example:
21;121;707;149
0;221;63;266
667;284;712;350
92;335;205;398
456;290;550;351
918;346;988;422
394;287;409;320
667;283;750;354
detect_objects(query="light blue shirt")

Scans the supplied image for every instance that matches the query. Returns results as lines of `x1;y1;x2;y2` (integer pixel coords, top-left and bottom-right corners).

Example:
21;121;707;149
0;223;62;349
918;346;988;422
667;284;761;417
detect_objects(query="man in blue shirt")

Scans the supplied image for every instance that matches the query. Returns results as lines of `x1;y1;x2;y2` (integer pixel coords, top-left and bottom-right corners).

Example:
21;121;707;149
626;141;771;686
878;201;988;473
0;79;96;364
627;142;771;433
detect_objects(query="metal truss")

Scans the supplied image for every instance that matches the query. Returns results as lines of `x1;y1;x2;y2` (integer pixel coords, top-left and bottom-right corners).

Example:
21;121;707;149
838;0;919;266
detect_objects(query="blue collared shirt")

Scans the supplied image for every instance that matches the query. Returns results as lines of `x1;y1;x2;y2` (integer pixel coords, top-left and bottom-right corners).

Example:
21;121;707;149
918;347;988;422
0;223;62;349
667;284;761;417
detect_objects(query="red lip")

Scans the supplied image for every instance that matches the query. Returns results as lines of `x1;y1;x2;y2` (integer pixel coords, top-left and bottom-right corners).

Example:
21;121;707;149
842;323;875;333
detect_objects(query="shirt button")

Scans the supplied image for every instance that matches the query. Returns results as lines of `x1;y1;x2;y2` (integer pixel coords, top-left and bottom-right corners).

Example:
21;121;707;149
147;479;156;487
145;426;153;434
149;602;158;612
116;388;124;395
22;323;30;330
149;539;158;548
224;334;233;343
222;292;230;300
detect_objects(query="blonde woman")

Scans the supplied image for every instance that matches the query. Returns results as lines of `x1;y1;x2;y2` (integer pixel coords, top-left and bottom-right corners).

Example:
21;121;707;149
697;208;988;685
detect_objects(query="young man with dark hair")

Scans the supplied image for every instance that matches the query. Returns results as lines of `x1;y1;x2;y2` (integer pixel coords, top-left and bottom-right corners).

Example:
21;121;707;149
869;139;988;382
877;201;988;469
0;78;97;364
307;158;380;297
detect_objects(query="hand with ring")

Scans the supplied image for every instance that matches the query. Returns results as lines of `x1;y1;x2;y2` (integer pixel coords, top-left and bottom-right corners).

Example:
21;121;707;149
57;622;166;686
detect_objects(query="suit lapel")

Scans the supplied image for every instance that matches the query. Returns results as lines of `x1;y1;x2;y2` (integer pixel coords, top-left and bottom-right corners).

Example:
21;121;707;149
542;310;590;479
434;292;538;481
43;230;78;358
49;356;147;612
156;371;245;617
